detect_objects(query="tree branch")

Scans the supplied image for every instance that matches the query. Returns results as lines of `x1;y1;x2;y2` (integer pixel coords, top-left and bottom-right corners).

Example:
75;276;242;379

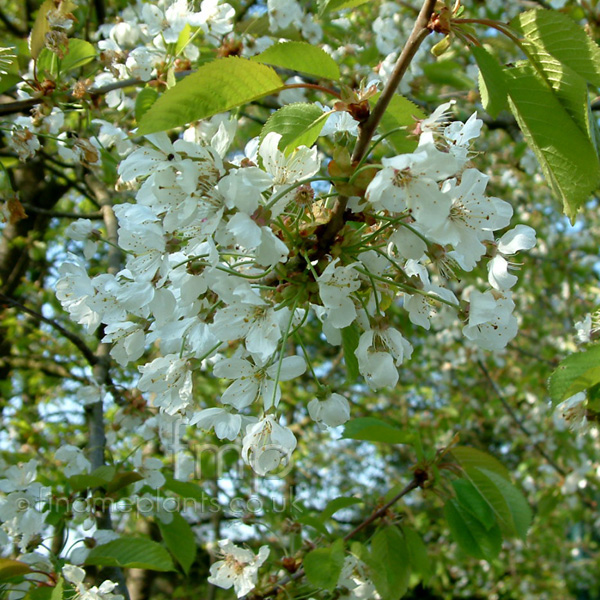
248;475;421;599
0;292;99;367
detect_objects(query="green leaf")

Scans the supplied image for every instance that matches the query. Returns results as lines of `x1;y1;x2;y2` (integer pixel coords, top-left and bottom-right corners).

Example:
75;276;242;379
163;477;209;502
451;446;511;479
369;526;410;600
518;40;592;141
175;23;192;56
60;39;96;72
444;499;502;561
297;514;329;536
342;417;412;444
0;559;33;581
137;57;284;135
479;469;532;540
158;513;197;574
303;538;345;591
371;93;424;154
85;538;176;571
472;46;509;117
260;103;328;155
50;577;63;600
251;41;340;80
321;0;370;14
135;87;159;122
320;496;362;522
402;527;432;585
504;65;600;221
549;344;600;403
341;324;360;383
452;478;496;530
0;73;21;95
512;9;600;87
105;470;144;494
423;60;476;90
68;465;116;492
30;0;55;60
460;467;531;539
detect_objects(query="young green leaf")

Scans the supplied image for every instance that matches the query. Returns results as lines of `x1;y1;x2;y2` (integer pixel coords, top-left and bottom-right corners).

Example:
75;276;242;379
319;496;363;522
0;558;33;582
549;344;600;403
321;0;370;14
135;87;159;122
512;9;600;87
158;512;197;574
445;499;502;561
342;417;412;444
402;527;432;585
472;46;509;118
251;41;340;80
370;93;424;154
505;64;600;221
260;103;328;155
50;577;63;600
451;446;511;479
368;526;410;600
85;538;176;571
452;478;496;530
60;39;96;73
341;324;360;383
303;538;345;591
137;58;284;135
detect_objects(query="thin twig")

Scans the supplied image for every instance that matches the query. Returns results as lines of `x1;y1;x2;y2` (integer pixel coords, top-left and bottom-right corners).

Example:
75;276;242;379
248;476;420;599
0;292;98;367
20;204;104;220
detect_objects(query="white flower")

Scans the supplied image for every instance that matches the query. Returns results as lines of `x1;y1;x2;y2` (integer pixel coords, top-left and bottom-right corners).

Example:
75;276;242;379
55;445;91;477
208;539;269;598
555;392;588;430
213;355;306;411
488;224;536;290
355;327;412;390
337;555;380;600
308;393;350;429
317;258;361;329
267;0;303;31
462;290;518;351
242;415;296;476
191;407;243;440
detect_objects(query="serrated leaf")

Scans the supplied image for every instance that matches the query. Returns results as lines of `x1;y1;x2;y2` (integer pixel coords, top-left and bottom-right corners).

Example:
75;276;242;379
50;577;63;600
451;446;511;479
135;87;159;122
158;512;197;574
505;64;600;221
260;103;328;155
61;39;96;72
303;538;345;591
297;514;329;535
452;478;496;530
369;526;410;600
163;477;209;502
341;324;360;383
252;41;340;80
137;57;284;135
30;0;54;60
85;538;176;571
105;470;144;494
479;469;532;540
519;41;592;140
321;0;370;13
342;417;412;444
445;499;502;561
472;46;509;117
402;527;432;585
0;558;33;581
549;344;600;403
320;496;362;522
512;9;600;87
423;60;476;90
371;93;424;154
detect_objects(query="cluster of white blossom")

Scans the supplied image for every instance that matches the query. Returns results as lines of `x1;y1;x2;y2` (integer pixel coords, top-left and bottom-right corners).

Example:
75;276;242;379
52;97;536;479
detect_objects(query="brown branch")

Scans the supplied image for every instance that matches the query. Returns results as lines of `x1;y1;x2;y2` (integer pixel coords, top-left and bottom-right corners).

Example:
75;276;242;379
314;0;437;257
20;204;104;220
0;355;88;381
248;476;421;599
0;292;99;367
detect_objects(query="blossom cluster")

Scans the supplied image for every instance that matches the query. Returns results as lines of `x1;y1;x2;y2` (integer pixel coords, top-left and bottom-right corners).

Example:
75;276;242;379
52;99;536;479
